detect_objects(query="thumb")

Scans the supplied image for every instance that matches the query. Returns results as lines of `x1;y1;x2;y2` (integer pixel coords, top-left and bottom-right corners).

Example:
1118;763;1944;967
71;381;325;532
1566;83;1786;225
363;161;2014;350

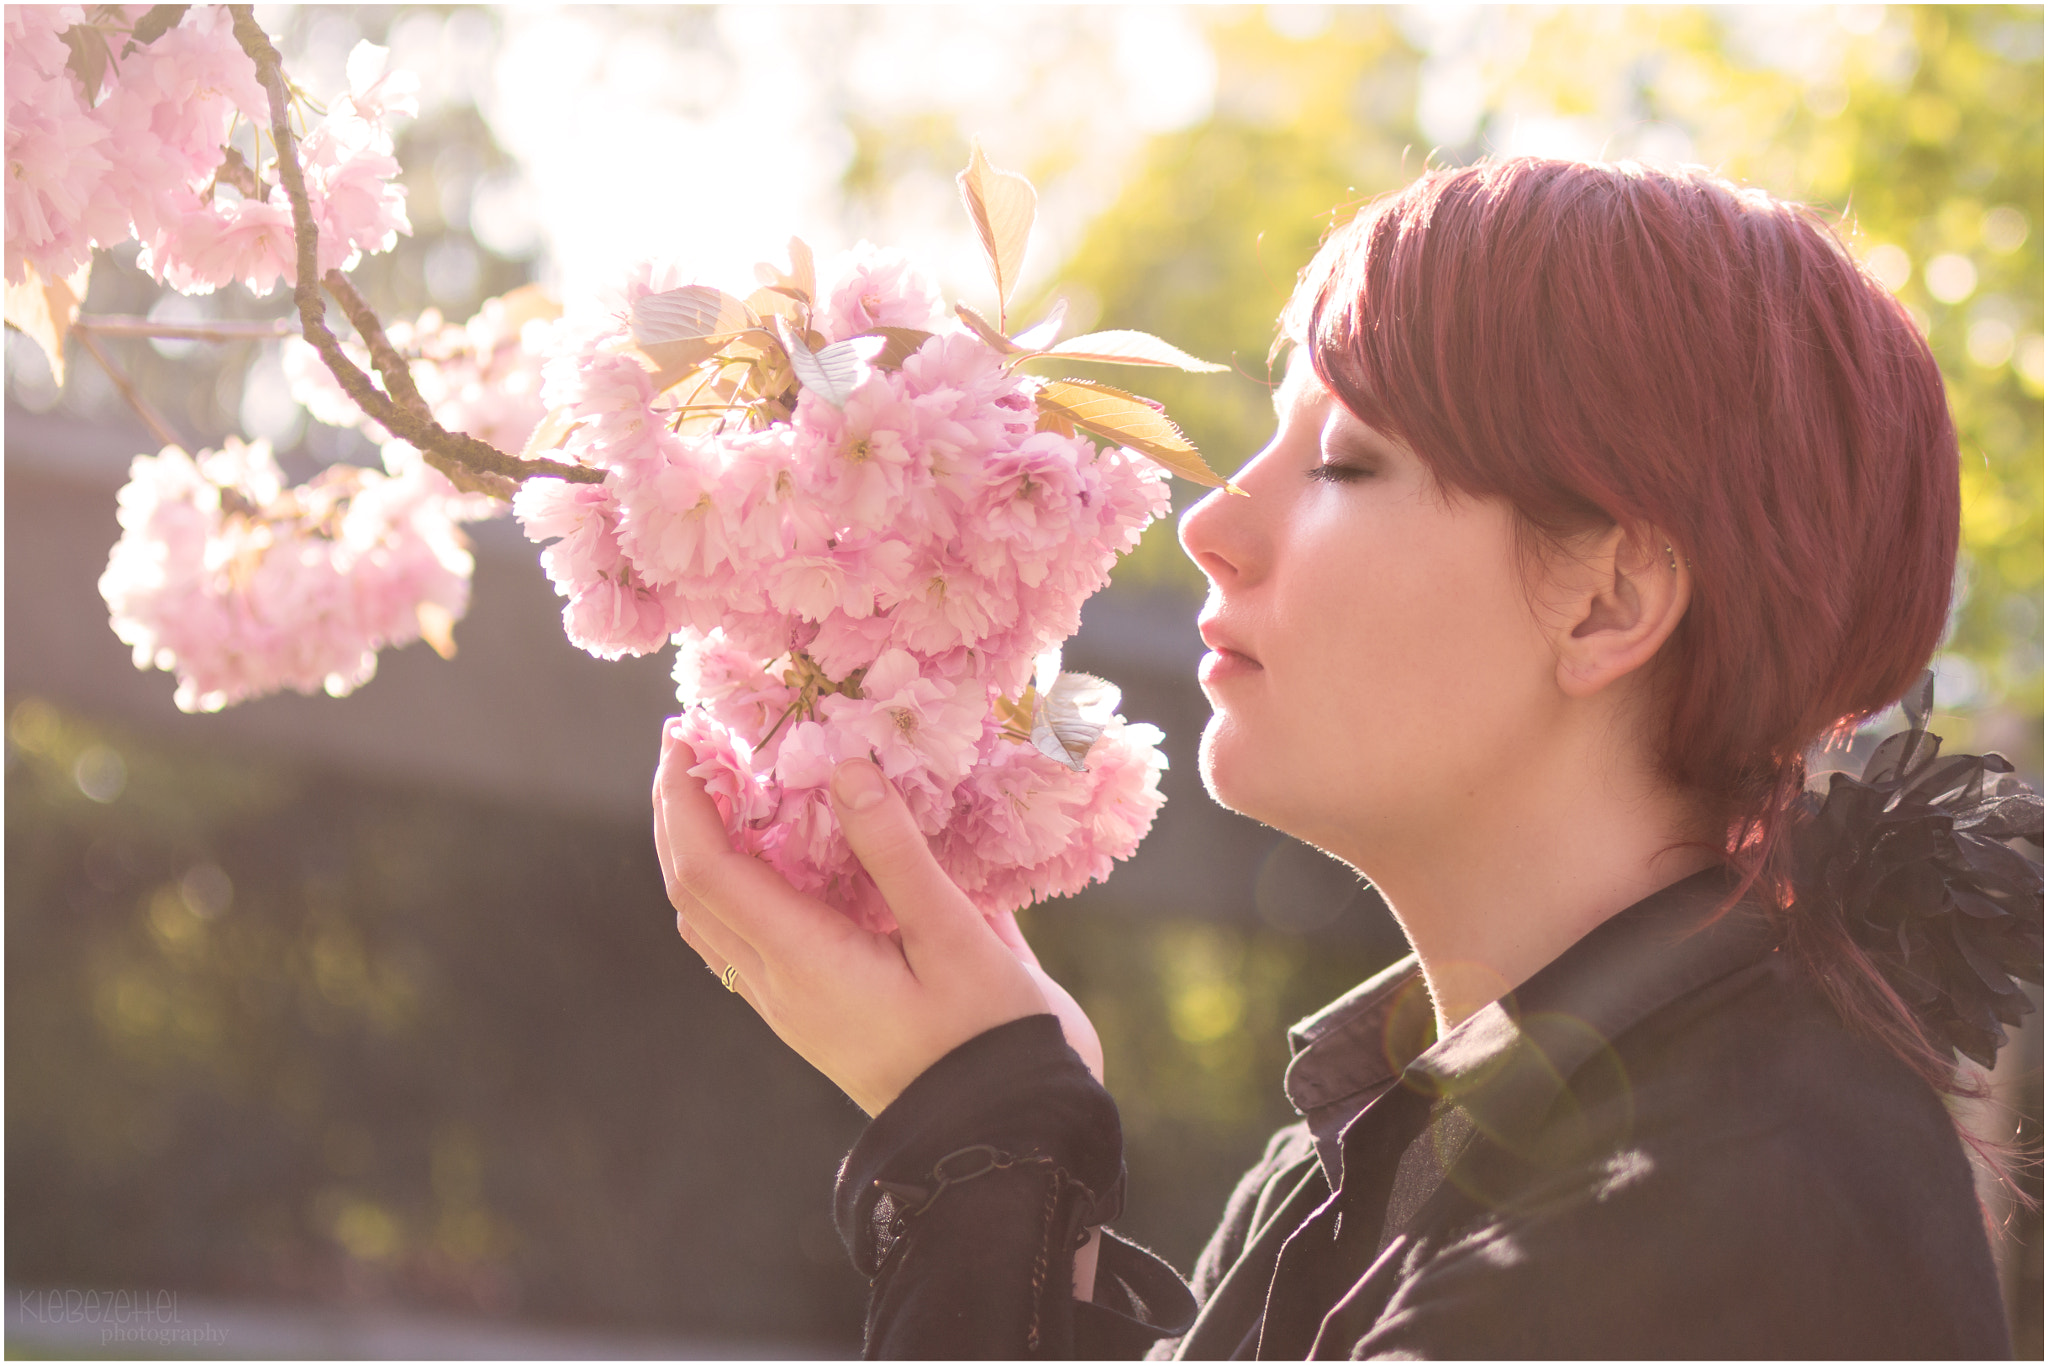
831;758;988;959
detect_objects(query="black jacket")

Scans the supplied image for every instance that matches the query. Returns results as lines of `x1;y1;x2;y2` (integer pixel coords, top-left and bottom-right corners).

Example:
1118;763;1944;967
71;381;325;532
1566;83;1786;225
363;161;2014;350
835;870;2012;1358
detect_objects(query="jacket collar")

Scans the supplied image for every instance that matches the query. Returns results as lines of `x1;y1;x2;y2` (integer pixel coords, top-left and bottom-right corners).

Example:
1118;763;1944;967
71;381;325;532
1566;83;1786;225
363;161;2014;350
1286;866;1775;1150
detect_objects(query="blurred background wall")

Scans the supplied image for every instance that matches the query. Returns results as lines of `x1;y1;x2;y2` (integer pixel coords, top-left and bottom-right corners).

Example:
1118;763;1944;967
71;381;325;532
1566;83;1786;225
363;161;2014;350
6;5;2041;1357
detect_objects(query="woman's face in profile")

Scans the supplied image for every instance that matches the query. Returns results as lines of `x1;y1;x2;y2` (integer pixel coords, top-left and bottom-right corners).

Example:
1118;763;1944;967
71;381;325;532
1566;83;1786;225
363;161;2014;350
1177;348;1560;870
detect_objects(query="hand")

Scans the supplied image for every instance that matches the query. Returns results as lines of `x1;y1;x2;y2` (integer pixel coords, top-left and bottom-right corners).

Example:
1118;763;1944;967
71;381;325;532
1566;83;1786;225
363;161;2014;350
653;719;1102;1115
988;907;1104;1084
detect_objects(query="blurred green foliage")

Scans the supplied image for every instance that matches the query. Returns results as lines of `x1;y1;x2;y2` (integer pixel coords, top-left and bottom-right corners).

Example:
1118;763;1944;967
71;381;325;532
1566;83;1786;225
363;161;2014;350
4;698;871;1344
1074;6;2042;732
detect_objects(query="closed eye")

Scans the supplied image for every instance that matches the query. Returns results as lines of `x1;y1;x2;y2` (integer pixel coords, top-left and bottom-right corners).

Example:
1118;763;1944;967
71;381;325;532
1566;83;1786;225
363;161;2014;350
1306;463;1373;483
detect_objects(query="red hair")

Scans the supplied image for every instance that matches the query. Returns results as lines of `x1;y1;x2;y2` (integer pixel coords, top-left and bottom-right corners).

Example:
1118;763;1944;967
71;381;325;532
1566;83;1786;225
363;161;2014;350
1290;159;1969;1092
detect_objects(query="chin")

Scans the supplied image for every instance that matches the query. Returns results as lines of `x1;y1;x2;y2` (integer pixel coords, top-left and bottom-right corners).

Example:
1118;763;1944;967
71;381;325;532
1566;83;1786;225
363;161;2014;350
1200;714;1368;864
1197;714;1280;827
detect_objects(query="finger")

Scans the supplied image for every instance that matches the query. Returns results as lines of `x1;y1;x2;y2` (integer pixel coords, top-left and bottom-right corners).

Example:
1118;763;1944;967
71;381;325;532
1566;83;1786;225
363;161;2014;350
656;722;856;961
830;758;995;968
670;871;766;984
675;909;767;1014
652;724;693;905
656;757;770;984
653;729;762;947
988;909;1044;971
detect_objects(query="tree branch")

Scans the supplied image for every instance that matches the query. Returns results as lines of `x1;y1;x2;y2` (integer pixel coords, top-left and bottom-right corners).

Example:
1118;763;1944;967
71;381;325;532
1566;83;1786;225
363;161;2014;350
318;270;435;426
74;315;298;341
74;327;183;451
224;5;601;497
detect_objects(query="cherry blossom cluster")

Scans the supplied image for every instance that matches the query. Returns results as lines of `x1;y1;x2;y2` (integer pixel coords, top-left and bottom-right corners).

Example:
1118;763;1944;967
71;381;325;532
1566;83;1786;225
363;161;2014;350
100;438;476;713
516;246;1173;925
91;284;563;716
4;5;412;294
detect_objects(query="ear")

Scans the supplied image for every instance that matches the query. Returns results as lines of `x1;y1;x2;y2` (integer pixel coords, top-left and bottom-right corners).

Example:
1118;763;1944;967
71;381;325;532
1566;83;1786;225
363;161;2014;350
1542;525;1690;699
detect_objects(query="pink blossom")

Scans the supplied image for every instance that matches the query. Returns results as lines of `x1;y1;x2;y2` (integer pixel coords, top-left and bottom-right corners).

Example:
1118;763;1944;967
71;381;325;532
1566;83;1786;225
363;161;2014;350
801;602;907;681
672;629;797;737
816;648;984;787
303;138;410;275
99;438;478;713
766;536;916;623
3;7;116;282
96;8;265;245
671;712;774;839
11;10;416;297
790;378;924;531
153;194;297;295
933;716;1168;916
548;248;1178;926
817;242;943;340
514;477;683;659
338;38;420;132
611;437;735;587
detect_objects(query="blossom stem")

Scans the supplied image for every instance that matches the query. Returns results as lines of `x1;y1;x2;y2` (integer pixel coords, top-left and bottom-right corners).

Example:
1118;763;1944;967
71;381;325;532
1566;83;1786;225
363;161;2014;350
73;327;183;451
224;5;602;497
757;698;803;750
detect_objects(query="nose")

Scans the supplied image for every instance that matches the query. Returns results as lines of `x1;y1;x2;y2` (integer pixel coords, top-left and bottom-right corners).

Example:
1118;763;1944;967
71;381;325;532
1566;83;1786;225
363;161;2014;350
1178;465;1261;588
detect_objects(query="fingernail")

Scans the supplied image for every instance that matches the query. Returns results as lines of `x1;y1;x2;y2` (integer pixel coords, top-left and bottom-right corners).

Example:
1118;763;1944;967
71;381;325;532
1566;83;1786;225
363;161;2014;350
833;759;886;811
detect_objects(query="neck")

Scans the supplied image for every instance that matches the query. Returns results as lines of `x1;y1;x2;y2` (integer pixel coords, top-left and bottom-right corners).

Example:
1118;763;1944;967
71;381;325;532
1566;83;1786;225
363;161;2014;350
1330;716;1716;1037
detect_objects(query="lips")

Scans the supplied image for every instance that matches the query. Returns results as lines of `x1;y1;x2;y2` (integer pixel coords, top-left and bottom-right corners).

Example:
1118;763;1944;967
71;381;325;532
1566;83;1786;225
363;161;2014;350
1197;617;1262;687
1198;617;1259;666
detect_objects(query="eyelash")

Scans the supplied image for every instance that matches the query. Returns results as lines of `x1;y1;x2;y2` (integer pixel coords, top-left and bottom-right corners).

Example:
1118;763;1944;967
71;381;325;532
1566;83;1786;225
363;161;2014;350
1306;463;1373;484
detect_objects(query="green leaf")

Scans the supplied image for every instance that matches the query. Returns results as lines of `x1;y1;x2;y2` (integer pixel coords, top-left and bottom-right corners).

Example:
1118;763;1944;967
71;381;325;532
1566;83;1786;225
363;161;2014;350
519;405;581;460
1034;378;1238;490
4;259;90;388
128;5;189;47
60;21;114;102
632;338;721;386
754;236;817;306
779;322;884;409
415;601;458;661
955;139;1037;328
859;326;934;370
1033;329;1228;372
629;287;760;387
631;285;756;348
1030;670;1122;772
1010;299;1067;351
955;303;1023;355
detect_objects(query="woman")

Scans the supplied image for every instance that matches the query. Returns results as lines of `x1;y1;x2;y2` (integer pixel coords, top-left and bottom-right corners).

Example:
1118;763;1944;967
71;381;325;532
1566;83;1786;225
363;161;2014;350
653;158;2038;1357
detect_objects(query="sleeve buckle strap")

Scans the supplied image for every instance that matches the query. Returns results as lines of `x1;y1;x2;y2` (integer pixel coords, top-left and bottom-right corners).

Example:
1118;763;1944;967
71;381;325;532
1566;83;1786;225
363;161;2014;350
872;1143;1114;1236
873;1143;1033;1226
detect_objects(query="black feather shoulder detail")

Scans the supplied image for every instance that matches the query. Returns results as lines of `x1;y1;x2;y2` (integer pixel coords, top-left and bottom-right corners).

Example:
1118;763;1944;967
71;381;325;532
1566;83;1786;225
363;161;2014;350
1792;672;2044;1069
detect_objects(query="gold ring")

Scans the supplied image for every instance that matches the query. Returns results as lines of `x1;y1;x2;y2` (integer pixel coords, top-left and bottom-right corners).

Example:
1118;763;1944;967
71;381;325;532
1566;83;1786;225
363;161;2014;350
721;963;740;993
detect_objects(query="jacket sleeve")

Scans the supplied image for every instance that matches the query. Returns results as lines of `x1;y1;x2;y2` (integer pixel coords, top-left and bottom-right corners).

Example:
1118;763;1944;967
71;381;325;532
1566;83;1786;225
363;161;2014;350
833;1015;1197;1359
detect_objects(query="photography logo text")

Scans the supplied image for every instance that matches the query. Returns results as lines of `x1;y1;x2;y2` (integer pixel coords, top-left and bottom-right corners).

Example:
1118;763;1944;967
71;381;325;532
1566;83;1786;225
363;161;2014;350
17;1288;229;1348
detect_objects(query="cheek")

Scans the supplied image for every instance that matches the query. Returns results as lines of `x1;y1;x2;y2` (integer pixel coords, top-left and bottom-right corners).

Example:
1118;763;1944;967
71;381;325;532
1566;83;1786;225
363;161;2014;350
1289;502;1548;726
1197;493;1548;831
